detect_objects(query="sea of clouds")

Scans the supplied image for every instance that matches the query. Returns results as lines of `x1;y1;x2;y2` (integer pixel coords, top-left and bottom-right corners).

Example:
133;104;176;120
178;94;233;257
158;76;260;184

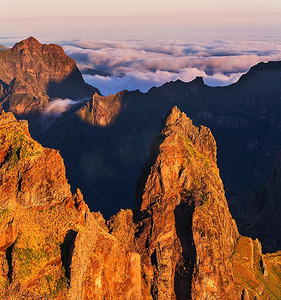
2;35;281;97
63;37;281;96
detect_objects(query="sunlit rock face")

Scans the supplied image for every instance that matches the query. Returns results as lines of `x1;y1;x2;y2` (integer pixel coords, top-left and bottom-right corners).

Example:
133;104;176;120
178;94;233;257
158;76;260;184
76;91;123;127
0;111;140;299
1;109;281;299
2;37;281;299
109;107;281;300
0;37;98;116
132;106;239;299
0;111;72;208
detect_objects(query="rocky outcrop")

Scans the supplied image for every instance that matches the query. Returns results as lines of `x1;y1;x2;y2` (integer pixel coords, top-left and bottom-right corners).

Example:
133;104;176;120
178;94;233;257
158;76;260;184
0;37;98;115
131;106;239;299
232;236;281;299
0;111;141;299
77;91;124;126
0;111;83;297
0;215;17;252
107;106;281;299
69;212;141;300
0;111;72;208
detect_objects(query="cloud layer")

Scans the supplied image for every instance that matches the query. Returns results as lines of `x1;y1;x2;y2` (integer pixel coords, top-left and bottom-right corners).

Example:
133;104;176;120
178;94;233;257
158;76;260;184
64;38;281;96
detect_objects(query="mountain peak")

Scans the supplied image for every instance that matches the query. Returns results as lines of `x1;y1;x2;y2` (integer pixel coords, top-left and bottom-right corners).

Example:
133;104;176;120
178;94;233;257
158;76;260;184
24;36;41;44
164;105;187;127
167;105;181;117
163;106;217;164
77;91;124;126
134;106;239;298
0;37;98;115
0;110;17;124
12;36;42;51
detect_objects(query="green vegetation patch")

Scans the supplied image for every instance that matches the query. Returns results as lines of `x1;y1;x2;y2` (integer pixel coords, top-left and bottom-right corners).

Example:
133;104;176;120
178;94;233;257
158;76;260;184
14;246;49;282
233;236;281;299
6;130;42;168
41;272;68;298
0;209;10;221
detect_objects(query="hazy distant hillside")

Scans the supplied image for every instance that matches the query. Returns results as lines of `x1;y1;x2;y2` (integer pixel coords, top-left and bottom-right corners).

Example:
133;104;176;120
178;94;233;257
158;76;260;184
0;45;9;51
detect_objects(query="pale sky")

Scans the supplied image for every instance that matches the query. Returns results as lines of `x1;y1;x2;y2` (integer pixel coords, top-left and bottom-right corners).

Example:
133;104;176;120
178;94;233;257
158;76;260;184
0;0;280;40
1;0;280;20
0;1;281;97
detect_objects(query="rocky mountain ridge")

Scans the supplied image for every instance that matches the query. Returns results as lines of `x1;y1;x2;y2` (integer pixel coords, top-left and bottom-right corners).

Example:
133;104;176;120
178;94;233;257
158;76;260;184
1;36;281;261
0;111;141;299
2;37;276;251
1;108;281;299
132;107;239;298
34;57;281;251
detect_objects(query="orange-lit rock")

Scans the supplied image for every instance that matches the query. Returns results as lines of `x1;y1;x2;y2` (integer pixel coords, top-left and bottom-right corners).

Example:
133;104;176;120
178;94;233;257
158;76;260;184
0;37;97;115
1;108;281;299
77;91;124;126
0;111;142;299
69;213;142;300
131;106;239;299
0;111;72;208
0;216;17;252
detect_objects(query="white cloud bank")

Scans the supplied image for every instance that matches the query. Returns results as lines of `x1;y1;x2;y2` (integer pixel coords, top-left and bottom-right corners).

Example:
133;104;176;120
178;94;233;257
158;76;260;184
64;38;281;96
